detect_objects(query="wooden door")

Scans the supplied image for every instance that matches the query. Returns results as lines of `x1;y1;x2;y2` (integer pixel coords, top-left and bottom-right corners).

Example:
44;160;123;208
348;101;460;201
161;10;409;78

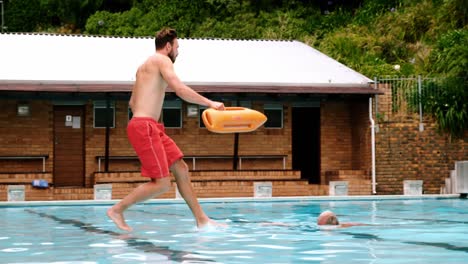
53;106;85;187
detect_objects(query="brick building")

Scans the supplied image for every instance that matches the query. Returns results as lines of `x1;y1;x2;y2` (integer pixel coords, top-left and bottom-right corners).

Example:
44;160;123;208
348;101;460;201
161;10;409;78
0;33;380;200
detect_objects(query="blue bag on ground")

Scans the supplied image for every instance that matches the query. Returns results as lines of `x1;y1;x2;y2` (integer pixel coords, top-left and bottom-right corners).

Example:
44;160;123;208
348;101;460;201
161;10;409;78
32;179;49;188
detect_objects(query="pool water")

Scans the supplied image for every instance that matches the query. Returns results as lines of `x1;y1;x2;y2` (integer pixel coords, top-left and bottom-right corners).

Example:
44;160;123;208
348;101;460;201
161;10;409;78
0;197;467;263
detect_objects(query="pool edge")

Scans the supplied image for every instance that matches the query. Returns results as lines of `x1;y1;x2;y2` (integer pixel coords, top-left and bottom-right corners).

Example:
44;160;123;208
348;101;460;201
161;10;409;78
0;194;461;207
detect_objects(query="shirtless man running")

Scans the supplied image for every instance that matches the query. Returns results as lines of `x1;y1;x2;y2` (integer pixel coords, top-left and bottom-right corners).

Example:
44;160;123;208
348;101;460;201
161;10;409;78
107;28;225;232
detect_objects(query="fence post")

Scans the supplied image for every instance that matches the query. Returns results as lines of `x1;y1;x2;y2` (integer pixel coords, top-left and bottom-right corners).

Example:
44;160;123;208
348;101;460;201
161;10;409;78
418;75;424;132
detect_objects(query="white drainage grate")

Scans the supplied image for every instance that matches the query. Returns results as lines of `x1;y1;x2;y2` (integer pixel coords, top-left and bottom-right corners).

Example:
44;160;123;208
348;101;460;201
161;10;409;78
404;180;423;195
455;161;468;194
94;184;112;200
8;185;25;201
329;181;348;196
254;182;272;198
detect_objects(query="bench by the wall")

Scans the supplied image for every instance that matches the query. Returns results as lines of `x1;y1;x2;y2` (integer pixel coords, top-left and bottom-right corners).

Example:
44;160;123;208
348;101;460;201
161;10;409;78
0;155;49;172
237;155;287;170
96;156;139;172
96;155;287;171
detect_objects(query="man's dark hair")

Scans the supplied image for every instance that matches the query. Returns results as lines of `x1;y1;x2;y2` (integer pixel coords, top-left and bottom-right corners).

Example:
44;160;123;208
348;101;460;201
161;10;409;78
155;28;177;50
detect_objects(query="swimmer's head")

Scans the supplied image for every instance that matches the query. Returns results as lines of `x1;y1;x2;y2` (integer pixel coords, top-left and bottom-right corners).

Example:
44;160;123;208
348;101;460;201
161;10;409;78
317;210;339;226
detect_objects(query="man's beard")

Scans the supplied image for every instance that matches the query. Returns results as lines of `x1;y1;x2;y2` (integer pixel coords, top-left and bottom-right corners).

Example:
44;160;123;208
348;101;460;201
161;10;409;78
169;52;176;63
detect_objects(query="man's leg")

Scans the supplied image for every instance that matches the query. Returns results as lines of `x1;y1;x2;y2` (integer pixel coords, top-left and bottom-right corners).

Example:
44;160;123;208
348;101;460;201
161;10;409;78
171;159;221;228
107;177;171;231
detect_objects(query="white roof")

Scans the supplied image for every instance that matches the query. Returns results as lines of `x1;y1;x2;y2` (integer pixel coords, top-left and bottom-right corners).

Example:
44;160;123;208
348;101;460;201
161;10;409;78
0;33;374;93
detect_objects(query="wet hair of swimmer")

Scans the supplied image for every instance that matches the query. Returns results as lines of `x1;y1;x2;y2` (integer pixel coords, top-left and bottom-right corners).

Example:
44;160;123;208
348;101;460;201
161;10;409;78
324;215;339;225
317;210;340;225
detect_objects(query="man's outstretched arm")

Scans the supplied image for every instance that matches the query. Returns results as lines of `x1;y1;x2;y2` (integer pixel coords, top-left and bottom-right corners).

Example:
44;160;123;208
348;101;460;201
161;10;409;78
159;56;224;110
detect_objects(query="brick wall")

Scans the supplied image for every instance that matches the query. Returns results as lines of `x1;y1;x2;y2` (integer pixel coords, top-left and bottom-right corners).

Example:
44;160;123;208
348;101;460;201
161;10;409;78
2;90;466;198
320;99;371;183
351;99;372;171
0;99;292;185
1;96;374;198
375;121;468;194
84;101;292;186
375;83;468;194
97;170;326;199
0;100;53;172
325;170;372;195
84;101;136;186
321;101;352;175
0;170;328;201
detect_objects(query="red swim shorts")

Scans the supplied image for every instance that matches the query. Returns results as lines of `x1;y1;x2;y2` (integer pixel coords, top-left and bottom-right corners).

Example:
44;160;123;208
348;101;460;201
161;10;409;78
127;117;183;179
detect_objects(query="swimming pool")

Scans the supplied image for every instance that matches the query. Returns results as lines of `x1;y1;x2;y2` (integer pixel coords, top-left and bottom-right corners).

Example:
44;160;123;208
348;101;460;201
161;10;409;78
0;196;466;263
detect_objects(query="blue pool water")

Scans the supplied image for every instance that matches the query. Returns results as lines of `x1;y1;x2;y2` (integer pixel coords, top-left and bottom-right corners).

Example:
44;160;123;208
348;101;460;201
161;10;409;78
0;197;467;263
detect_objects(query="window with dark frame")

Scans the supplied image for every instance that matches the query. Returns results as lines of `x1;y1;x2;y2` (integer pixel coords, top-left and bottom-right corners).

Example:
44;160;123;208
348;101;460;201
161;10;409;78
162;101;182;128
232;100;252;109
128;107;133;121
94;101;115;128
199;106;207;128
264;104;283;128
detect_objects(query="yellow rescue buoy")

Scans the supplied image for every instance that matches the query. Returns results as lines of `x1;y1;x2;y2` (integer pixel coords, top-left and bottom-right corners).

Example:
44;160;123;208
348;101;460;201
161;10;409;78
202;107;267;133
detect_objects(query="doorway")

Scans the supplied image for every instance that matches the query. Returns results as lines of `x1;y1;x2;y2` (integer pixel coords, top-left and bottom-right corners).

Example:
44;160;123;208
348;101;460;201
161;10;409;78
292;107;321;183
53;106;85;187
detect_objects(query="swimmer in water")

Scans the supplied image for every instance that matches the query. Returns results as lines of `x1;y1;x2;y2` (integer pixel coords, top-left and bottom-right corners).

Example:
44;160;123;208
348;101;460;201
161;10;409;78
317;210;367;228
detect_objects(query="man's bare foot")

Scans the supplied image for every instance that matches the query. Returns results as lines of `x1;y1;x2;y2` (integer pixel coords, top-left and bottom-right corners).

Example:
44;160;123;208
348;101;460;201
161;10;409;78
107;208;133;232
197;218;228;229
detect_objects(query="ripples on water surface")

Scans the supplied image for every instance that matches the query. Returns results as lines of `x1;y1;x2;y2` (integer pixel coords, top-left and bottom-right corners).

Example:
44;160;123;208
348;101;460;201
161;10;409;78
0;198;467;263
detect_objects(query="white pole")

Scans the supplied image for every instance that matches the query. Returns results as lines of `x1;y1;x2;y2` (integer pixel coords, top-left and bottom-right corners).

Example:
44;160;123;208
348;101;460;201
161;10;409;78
418;75;424;131
369;97;376;194
374;76;379;132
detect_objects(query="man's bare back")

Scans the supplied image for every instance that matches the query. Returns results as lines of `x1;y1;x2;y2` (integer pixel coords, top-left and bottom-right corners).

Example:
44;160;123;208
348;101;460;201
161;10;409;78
129;55;169;121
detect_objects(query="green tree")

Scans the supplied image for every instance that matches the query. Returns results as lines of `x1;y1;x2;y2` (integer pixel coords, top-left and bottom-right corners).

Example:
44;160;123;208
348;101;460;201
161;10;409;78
4;0;104;32
43;0;105;30
4;0;43;32
429;29;468;78
420;78;468;139
86;8;144;36
85;0;211;37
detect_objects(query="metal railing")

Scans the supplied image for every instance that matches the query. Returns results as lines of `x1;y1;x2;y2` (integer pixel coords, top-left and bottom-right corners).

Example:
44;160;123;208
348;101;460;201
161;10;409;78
375;76;448;130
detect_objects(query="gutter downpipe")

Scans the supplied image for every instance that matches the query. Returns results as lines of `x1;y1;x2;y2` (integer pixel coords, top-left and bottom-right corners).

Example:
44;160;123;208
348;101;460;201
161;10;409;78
370;79;377;194
370;97;376;194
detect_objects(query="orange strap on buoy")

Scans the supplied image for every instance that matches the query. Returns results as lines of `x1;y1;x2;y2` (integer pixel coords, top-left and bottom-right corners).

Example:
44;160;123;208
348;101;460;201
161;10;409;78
202;107;267;133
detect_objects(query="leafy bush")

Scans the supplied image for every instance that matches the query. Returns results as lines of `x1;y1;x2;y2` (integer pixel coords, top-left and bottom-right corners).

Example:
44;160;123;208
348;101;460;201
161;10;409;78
4;0;43;32
435;0;467;31
85;9;143;36
5;0;104;32
353;0;403;26
412;77;468;138
428;29;468;79
317;26;398;77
